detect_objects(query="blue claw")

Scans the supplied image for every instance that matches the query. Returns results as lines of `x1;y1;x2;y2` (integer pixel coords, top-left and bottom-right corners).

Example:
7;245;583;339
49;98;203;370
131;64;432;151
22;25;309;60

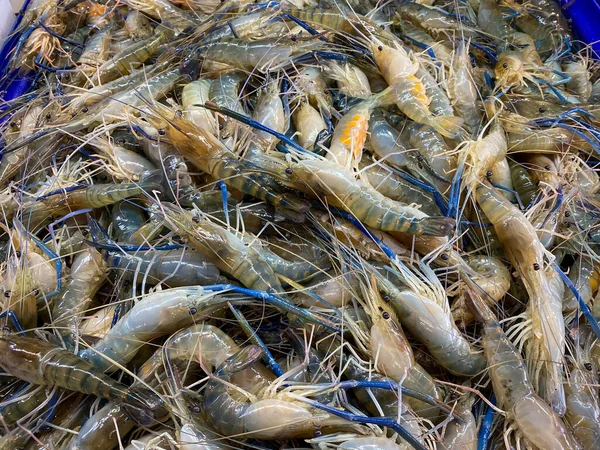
202;102;312;155
281;13;324;39
229;304;285;377
446;162;464;219
388;167;449;215
216;181;230;227
477;395;496;450
39;391;60;430
333;208;399;262
302;398;428;450
551;261;600;340
202;284;341;332
86;216;182;252
398;33;437;63
489;181;525;209
0;310;25;334
317;380;462;419
470;42;498;64
226;20;239;39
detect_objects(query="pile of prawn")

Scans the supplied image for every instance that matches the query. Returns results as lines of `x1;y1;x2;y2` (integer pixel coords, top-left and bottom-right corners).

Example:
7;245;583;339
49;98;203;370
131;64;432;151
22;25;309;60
0;0;600;448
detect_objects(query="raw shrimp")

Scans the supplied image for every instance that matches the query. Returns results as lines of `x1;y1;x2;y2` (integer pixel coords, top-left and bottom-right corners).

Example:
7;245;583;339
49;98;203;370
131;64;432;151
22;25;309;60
376;270;486;376
52;246;107;341
293;101;327;150
0;335;163;425
476;182;566;415
273;157;455;235
466;290;581;450
203;345;359;439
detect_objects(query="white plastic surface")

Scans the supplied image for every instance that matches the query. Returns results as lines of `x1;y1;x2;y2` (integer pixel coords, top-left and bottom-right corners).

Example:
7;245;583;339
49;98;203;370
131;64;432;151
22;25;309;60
0;0;18;41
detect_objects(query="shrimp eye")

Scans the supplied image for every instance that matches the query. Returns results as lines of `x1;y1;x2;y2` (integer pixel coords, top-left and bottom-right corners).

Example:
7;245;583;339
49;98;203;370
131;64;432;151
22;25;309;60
219;124;224;130
82;107;89;113
3;291;11;298
486;170;493;178
585;362;593;370
544;165;551;170
33;289;40;296
9;122;16;127
449;392;458;400
189;403;201;413
291;35;297;42
15;251;21;258
285;167;293;175
417;154;425;162
441;253;449;261
533;263;540;270
380;24;385;30
382;311;390;320
192;215;200;223
314;430;322;437
538;107;546;113
158;129;166;136
175;110;183;118
377;45;383;51
382;294;391;302
45;113;52;119
502;63;508;69
565;211;571;217
189;307;198;315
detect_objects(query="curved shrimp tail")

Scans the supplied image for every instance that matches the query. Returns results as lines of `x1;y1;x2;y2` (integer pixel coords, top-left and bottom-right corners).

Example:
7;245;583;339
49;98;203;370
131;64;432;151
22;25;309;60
138;170;164;191
217;345;264;374
419;216;455;236
428;115;464;138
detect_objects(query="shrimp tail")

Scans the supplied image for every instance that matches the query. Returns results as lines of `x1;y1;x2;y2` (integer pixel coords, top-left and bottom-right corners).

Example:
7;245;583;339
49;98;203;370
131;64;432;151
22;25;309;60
463;289;496;325
121;386;165;426
217;345;264;374
419;216;455;236
138;170;164;191
370;82;401;108
428;115;464;138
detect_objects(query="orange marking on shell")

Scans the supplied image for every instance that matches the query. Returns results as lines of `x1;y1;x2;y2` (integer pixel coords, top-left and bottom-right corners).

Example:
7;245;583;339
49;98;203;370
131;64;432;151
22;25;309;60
88;3;108;17
339;115;368;153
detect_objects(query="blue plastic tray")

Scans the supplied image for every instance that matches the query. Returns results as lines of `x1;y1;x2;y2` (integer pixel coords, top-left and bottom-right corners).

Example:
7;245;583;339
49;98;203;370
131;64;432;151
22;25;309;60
561;0;600;58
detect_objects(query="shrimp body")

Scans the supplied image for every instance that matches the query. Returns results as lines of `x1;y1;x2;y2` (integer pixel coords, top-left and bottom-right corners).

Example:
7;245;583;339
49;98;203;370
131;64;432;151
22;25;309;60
476;182;566;414
108;247;224;288
142;105;309;213
451;255;511;327
278;158;455;236
327;84;399;168
0;336;162;425
469;291;581;450
20;175;160;229
204;346;355;439
565;366;600;449
79;287;229;372
158;203;286;295
183;79;217;134
52;247;108;340
439;395;477;450
378;276;486;376
89;28;172;84
293;101;326;150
